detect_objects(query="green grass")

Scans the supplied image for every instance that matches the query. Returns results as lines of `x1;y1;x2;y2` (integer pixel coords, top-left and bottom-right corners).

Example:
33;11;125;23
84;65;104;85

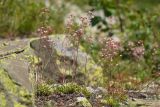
0;0;68;37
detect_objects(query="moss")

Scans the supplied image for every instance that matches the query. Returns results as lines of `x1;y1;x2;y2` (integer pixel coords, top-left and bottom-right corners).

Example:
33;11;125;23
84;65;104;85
101;96;120;107
36;83;53;96
14;102;26;107
36;82;91;98
0;68;20;94
0;92;6;107
53;83;91;98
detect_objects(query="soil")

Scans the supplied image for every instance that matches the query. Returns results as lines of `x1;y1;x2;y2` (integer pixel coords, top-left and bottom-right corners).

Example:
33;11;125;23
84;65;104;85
35;93;84;107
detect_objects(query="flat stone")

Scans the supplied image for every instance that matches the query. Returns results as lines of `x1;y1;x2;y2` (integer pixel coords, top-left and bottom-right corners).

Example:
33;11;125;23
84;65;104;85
0;39;28;58
128;99;160;107
1;58;32;91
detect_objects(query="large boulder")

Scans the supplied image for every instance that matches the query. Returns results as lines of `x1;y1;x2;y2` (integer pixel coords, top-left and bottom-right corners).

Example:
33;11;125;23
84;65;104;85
30;35;103;85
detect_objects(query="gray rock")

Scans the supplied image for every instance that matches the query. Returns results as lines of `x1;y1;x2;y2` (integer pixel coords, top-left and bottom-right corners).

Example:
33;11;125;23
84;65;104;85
30;36;91;83
123;101;129;105
0;39;33;107
1;59;32;91
128;98;160;106
76;97;92;107
141;81;160;94
96;87;108;94
86;87;108;95
0;39;32;91
132;98;136;101
86;87;95;94
0;39;28;58
30;37;61;82
139;93;147;99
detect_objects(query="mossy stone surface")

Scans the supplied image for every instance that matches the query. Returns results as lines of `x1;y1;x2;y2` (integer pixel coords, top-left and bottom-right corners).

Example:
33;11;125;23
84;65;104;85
0;68;32;107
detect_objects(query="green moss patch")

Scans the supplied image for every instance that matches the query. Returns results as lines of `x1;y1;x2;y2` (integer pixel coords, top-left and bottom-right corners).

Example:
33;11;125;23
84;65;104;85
36;83;91;98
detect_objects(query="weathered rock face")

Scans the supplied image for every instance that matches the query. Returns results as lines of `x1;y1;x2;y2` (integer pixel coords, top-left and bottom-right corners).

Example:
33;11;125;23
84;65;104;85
30;37;61;82
0;39;34;107
30;36;103;85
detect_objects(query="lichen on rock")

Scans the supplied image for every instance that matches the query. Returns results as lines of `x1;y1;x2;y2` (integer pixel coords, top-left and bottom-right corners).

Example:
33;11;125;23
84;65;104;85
0;68;32;107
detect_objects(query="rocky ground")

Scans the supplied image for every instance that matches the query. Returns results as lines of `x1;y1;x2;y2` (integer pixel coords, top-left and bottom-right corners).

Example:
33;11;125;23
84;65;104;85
34;83;160;107
0;36;159;107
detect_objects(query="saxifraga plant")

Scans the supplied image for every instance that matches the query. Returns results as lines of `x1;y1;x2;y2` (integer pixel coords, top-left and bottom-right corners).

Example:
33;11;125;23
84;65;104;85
34;7;95;84
35;8;55;83
60;11;94;82
100;38;121;86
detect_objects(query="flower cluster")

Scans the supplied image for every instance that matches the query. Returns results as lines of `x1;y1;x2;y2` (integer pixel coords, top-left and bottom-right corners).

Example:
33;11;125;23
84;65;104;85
36;26;54;50
132;46;145;60
65;11;94;42
37;26;53;37
40;8;50;14
127;40;145;60
66;14;75;30
101;38;120;61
